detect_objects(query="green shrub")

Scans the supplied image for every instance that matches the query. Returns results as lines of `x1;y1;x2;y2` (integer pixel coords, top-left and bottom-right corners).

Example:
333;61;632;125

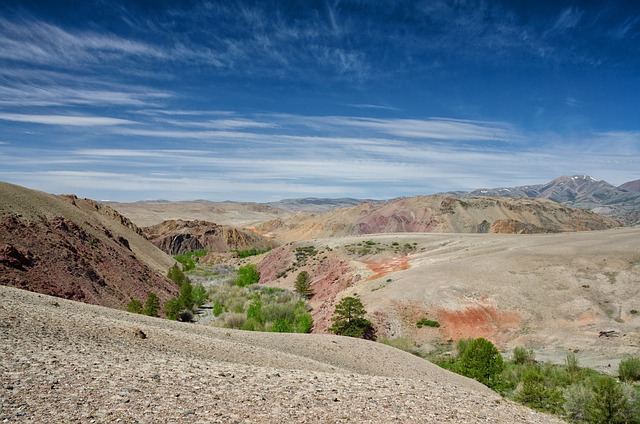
191;283;208;307
586;375;634;424
564;383;594;422
566;353;580;374
127;298;143;314
458;338;505;390
234;248;271;258
167;264;190;286
236;264;260;287
246;298;264;324
270;318;294;333
164;297;181;320
242;317;264;331
213;299;225;316
456;338;474;358
513;368;564;414
295;313;313;333
618;356;640;382
513;346;536;365
416;318;440;328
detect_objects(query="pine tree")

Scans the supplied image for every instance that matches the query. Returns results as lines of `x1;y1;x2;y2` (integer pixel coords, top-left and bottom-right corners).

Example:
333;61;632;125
143;292;160;317
294;271;314;298
329;296;376;340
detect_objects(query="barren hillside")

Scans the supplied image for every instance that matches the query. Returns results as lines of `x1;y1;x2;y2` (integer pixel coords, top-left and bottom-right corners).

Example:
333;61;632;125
257;227;640;371
0;285;561;423
0;182;177;310
107;200;288;227
257;195;619;242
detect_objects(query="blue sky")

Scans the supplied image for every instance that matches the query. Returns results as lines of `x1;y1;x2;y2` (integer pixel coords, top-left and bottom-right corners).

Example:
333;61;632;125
0;0;638;202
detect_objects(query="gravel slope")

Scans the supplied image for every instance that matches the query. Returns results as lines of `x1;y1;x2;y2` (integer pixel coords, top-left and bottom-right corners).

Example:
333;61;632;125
0;285;562;423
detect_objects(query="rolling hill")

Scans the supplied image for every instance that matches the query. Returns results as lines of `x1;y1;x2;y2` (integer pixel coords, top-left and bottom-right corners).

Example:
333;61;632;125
256;195;619;242
0;284;561;423
256;227;640;372
0;182;177;310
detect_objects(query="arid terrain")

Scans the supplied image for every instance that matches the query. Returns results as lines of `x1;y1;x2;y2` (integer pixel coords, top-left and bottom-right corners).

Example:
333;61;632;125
0;285;562;423
2;179;639;422
254;228;640;372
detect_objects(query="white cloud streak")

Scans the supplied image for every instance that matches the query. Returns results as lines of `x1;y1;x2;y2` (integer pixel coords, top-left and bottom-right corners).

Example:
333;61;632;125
0;113;136;126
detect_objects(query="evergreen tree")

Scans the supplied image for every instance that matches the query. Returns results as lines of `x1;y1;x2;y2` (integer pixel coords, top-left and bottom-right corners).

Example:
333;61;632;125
329;296;376;340
294;271;314;298
459;338;505;390
143;292;160;317
127;298;143;314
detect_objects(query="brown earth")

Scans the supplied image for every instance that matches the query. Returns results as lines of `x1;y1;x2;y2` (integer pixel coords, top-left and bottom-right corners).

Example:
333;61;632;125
0;182;177;311
0;284;562;423
143;219;278;255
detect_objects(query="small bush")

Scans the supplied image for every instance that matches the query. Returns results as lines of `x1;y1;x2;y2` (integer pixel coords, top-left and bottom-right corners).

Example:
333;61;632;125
566;353;580;374
224;312;246;329
513;368;563;414
127;298;143;314
416;318;440;328
213;299;225;316
235;264;260;287
563;383;593;422
618;355;640;382
513;346;536;365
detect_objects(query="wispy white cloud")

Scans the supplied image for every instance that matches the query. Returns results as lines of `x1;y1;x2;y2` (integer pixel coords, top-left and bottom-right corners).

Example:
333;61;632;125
0;17;166;67
0;113;136;126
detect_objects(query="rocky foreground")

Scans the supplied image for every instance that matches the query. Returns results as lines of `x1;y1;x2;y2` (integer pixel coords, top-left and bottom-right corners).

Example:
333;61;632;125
0;285;562;423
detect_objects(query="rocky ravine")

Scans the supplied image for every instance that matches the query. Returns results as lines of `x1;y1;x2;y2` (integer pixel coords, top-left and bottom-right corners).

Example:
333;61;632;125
143;219;278;255
0;285;562;423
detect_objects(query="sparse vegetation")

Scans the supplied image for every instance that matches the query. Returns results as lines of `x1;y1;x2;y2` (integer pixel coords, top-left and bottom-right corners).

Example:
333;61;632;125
416;318;440;328
173;249;209;272
329;296;376;340
206;282;313;333
393;337;640;422
233;248;271;258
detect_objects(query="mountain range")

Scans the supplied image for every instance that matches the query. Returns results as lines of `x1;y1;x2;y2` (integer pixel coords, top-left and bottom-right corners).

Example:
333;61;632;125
448;175;640;226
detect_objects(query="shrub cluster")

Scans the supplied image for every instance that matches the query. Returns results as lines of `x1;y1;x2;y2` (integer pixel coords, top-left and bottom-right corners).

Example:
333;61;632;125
233;248;271;258
416;318;440;328
127;293;160;317
428;339;640;422
164;264;208;321
207;282;313;334
173;249;208;272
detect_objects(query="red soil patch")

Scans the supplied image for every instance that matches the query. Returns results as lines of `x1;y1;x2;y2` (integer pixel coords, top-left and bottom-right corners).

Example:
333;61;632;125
436;305;521;346
364;256;410;281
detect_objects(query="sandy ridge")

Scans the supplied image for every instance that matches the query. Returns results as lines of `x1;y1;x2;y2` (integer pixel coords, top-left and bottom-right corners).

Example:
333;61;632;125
0;285;561;423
